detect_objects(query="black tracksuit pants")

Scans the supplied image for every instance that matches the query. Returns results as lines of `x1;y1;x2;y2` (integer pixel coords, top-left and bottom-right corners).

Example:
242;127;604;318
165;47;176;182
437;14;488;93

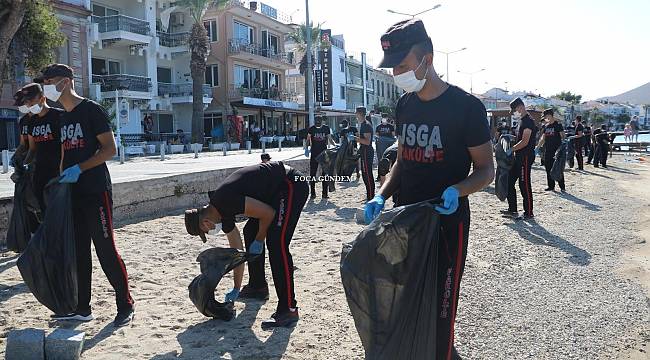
242;169;308;312
544;146;565;190
586;141;594;163
72;191;134;314
309;156;328;197
360;145;375;201
507;154;534;216
593;143;609;167
574;142;584;170
436;200;470;360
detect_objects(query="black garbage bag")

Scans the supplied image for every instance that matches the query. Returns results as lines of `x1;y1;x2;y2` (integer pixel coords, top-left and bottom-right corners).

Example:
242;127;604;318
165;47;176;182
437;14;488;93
494;135;516;201
335;140;361;177
341;200;441;360
188;248;258;320
567;140;575;168
17;181;77;314
551;141;568;182
6;179;32;253
316;146;339;178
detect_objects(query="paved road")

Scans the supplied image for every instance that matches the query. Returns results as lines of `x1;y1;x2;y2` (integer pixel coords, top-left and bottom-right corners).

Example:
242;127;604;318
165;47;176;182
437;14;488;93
0;147;306;200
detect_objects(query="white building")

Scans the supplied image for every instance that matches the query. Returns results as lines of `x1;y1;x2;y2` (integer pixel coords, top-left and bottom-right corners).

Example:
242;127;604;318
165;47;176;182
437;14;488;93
88;0;212;138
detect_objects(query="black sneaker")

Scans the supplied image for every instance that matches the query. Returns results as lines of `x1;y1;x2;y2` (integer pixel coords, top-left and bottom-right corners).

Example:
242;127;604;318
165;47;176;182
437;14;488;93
239;285;270;300
500;210;517;218
560;188;566;193
321;194;329;199
516;214;535;221
114;308;135;328
544;188;554;191
51;312;94;322
261;309;299;329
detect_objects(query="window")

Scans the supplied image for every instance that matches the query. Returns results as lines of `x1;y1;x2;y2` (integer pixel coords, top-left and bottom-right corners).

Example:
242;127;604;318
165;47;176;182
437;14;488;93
372;79;375;90
340;85;345;99
205;64;219;87
339;58;345;72
261;30;279;55
203;20;218;42
91;58;120;75
56;38;70;65
234;21;254;44
92;4;118;16
158;114;174;133
204;112;223;138
157;67;172;83
381;82;385;97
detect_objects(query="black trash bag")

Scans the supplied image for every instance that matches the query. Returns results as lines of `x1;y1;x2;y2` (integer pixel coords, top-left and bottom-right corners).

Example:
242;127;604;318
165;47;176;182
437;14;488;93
551;141;568;182
494;135;516;201
315;146;339;178
188;248;258;320
335;140;361;177
567;140;575;168
17;181;78;314
341;200;441;360
6;179;32;253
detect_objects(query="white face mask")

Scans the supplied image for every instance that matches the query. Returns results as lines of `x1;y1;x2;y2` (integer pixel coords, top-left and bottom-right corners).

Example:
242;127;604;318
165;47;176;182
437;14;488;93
381;118;387;124
207;222;222;235
393;57;429;93
28;104;43;114
43;79;65;102
18;105;30;113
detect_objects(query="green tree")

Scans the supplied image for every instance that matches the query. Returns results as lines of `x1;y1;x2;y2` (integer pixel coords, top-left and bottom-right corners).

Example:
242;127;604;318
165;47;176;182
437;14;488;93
287;22;327;116
553;91;583;104
177;0;227;144
0;0;64;98
616;113;630;124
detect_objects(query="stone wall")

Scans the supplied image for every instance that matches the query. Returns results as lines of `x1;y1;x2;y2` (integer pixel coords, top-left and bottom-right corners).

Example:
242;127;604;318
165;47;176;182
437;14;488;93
0;159;309;249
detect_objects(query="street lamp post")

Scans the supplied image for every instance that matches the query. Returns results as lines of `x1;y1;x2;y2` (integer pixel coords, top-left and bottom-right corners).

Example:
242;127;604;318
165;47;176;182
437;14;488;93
387;4;442;18
457;68;486;94
305;0;314;127
434;47;466;82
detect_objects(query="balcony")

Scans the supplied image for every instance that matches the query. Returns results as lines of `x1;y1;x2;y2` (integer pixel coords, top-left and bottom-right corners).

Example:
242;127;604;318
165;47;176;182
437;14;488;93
228;85;298;103
158;83;213;104
91;74;152;99
157;31;189;47
228;39;295;70
346;76;363;89
91;15;152;47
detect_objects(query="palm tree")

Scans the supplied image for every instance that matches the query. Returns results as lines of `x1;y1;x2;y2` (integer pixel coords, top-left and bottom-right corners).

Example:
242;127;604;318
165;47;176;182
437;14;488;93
287;23;328;107
177;0;227;144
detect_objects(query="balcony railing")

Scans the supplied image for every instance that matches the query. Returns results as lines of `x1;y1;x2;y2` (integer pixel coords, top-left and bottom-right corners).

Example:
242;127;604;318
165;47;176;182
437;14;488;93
92;74;152;93
228;39;294;66
157;31;190;47
228;85;297;102
346;76;363;87
158;83;212;97
92;15;150;36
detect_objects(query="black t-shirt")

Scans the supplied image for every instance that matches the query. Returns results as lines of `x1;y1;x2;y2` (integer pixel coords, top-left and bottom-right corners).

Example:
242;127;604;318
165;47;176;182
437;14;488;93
60;98;112;195
593;129;609;145
359;121;373;148
394;85;491;205
516;114;537;158
584;126;592;142
383;143;398;165
208;161;286;234
19;115;31;140
308;125;330;157
376;123;395;138
29;108;63;175
542;121;564;151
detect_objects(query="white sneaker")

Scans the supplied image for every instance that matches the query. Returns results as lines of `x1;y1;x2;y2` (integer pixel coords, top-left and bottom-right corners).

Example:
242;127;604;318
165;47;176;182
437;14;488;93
51;312;94;322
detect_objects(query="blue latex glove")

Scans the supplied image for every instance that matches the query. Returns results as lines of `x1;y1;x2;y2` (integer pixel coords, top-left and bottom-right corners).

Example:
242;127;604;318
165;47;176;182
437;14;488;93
435;186;460;215
59;165;82;183
225;288;240;303
249;240;264;255
304;147;310;158
364;194;385;224
505;148;513;157
347;134;355;142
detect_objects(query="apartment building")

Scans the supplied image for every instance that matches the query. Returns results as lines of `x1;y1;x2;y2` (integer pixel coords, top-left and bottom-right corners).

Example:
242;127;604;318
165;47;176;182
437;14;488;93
344;55;399;116
203;1;301;139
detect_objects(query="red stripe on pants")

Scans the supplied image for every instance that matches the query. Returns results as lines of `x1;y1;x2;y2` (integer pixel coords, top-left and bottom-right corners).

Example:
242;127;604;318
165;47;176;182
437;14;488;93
280;179;295;309
446;222;464;360
103;191;133;305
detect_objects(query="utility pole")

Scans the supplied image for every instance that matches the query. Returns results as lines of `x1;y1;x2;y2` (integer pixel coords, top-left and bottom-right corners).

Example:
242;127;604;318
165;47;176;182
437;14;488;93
361;52;368;109
305;0;315;127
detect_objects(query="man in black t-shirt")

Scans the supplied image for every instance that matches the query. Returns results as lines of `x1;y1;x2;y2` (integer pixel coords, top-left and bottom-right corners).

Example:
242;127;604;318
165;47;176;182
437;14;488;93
353;108;375;201
40;64;134;327
375;116;396;180
536;108;565;192
184;161;308;328
572;116;585;170
17;83;64;212
366;19;495;359
306;116;334;199
506;97;537;219
593;125;609;168
584;124;593;163
339;119;360;178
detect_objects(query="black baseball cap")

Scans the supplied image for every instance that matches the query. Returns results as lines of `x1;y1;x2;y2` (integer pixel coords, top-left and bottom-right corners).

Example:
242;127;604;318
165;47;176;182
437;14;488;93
543;108;554;117
355;106;366;115
261;153;271;161
378;18;432;68
13;83;43;106
184;209;207;243
41;63;74;80
509;97;525;114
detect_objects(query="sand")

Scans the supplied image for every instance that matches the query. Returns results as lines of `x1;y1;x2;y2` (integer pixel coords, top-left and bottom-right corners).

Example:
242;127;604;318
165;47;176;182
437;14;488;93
1;154;649;359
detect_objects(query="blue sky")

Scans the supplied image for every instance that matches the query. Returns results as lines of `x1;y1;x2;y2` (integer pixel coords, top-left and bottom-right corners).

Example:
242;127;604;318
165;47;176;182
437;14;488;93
278;0;650;100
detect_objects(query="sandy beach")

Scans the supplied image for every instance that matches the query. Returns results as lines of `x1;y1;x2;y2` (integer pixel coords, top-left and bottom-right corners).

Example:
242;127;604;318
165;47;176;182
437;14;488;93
1;154;649;360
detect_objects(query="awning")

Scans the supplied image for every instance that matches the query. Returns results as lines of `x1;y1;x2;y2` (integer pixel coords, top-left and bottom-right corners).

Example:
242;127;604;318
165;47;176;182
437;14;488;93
230;100;323;115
